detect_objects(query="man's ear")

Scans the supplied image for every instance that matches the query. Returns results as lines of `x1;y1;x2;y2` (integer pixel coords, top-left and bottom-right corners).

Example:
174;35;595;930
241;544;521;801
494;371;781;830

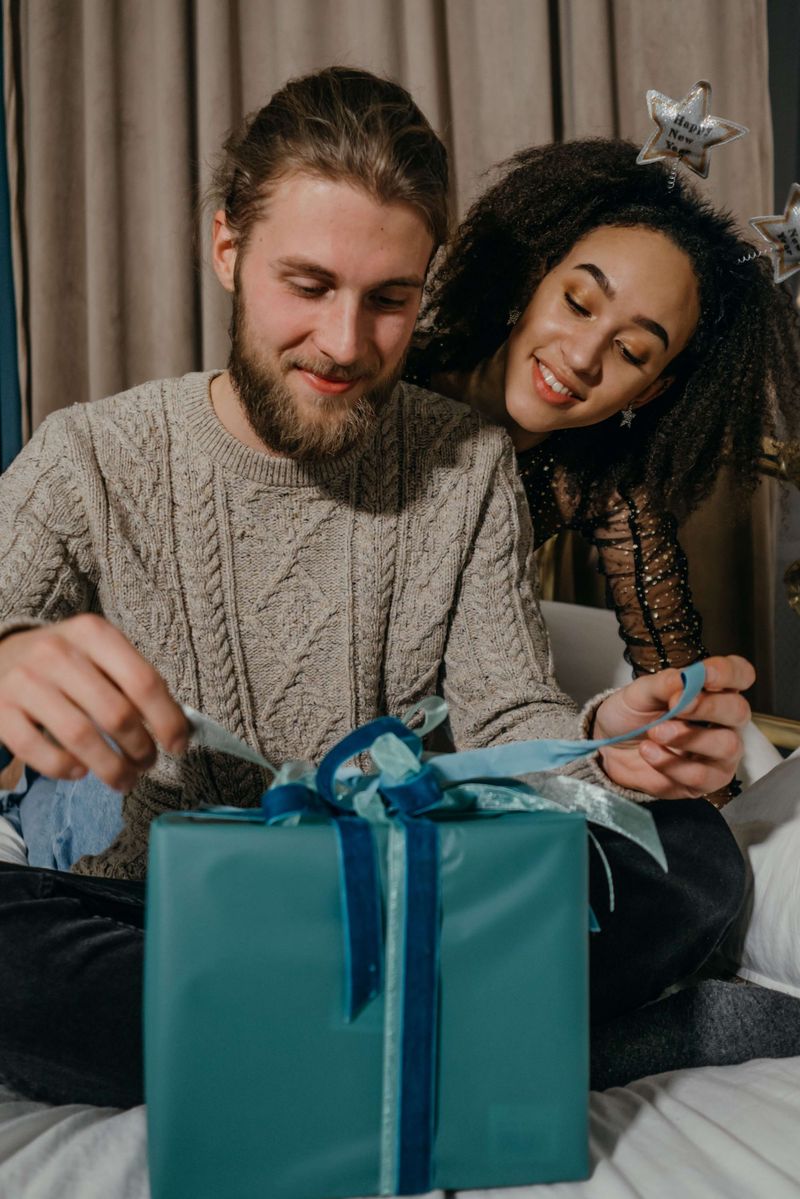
211;210;238;293
633;375;674;410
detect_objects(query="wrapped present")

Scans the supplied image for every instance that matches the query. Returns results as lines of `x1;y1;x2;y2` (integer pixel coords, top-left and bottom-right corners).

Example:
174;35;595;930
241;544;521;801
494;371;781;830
145;665;704;1199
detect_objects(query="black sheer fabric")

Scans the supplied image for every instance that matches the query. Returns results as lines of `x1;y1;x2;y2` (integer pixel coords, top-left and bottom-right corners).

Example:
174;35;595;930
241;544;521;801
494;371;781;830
516;442;708;676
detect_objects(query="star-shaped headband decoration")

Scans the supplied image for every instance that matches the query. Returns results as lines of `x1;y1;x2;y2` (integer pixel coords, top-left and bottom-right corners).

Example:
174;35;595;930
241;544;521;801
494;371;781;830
637;80;748;179
749;183;800;283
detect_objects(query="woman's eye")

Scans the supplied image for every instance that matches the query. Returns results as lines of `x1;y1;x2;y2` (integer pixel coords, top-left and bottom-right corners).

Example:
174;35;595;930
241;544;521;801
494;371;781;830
617;341;646;367
565;292;590;317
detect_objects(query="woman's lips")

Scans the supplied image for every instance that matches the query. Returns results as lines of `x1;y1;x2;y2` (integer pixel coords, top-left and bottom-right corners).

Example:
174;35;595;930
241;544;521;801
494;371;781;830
297;369;360;395
532;358;581;407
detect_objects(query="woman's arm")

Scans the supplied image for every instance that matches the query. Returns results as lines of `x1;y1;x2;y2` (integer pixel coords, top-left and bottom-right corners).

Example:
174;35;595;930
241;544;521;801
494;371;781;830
578;485;708;676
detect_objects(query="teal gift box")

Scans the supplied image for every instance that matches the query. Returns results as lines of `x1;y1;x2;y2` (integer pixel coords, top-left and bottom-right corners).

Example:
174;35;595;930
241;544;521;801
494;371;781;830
145;805;589;1198
144;664;695;1199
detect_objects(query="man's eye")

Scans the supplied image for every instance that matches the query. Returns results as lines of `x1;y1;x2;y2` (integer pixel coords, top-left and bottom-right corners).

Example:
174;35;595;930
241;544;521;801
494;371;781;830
288;281;326;297
565;292;590;317
371;294;407;311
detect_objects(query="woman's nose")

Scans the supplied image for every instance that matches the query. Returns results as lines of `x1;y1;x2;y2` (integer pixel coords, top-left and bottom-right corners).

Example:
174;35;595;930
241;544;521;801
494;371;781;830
562;326;605;379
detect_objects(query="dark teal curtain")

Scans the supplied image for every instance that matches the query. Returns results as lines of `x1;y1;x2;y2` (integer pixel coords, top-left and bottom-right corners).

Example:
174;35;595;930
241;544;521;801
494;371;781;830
0;16;22;472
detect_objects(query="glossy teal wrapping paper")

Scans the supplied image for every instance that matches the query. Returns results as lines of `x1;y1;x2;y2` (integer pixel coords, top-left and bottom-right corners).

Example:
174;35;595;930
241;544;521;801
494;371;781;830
145;807;589;1199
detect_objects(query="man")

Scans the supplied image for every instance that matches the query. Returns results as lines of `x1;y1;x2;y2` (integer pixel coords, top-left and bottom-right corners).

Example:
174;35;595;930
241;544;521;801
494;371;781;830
0;67;751;1107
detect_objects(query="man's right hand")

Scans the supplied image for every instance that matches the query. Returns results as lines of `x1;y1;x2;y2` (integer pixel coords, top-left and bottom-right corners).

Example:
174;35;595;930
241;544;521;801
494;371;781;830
0;615;190;791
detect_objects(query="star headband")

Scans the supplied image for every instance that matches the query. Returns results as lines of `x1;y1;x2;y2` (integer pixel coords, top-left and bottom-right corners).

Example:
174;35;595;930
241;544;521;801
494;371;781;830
637;80;748;180
748;184;800;284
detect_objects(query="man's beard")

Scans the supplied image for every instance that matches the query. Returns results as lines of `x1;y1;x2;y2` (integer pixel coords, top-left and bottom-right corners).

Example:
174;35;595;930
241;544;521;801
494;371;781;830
227;292;404;460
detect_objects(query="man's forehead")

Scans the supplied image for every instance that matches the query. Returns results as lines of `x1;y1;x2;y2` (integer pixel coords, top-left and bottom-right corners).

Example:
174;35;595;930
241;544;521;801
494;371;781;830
248;171;433;277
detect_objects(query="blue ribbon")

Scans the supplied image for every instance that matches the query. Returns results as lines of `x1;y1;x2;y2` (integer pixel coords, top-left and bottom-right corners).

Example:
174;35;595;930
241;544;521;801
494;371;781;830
252;660;706;1196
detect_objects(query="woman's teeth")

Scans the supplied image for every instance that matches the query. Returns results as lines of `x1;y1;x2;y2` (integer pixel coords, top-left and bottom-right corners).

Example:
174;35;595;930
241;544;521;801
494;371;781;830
539;362;576;397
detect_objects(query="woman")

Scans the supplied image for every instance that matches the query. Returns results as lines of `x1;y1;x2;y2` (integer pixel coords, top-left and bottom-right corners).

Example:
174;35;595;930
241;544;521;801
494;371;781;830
408;138;800;684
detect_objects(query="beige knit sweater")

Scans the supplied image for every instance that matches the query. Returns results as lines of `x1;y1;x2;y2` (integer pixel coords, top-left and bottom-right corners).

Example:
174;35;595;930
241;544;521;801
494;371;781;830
0;372;604;880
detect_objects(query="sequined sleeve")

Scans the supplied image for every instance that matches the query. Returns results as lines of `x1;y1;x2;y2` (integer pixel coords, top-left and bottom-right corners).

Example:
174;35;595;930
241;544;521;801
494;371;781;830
576;486;708;676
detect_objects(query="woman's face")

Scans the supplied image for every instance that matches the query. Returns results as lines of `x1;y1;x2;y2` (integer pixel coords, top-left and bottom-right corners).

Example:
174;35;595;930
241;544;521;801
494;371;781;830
504;225;700;440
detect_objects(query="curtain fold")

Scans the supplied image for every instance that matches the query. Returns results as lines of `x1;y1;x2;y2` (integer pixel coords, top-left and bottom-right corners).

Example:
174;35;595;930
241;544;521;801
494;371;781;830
4;0;777;706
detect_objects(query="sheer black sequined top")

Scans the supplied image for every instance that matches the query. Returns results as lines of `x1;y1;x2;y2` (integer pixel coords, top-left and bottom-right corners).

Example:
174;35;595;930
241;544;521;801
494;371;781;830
516;440;708;677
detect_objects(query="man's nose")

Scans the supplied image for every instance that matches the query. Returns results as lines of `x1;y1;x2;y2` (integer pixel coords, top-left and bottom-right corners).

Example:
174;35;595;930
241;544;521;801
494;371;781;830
313;296;368;366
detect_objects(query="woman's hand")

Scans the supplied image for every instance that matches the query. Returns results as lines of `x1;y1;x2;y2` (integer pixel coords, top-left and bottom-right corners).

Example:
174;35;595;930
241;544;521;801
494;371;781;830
593;655;754;798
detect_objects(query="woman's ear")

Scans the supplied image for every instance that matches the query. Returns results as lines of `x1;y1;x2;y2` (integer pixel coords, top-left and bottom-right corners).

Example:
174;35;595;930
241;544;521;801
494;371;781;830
633;375;674;410
211;210;238;293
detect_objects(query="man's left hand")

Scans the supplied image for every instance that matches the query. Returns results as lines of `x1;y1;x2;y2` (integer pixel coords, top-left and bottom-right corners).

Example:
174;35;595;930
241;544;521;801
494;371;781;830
593;655;755;798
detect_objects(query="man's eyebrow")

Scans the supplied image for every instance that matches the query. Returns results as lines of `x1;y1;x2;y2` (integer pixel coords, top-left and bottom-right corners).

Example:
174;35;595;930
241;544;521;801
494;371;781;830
275;257;424;289
576;263;669;350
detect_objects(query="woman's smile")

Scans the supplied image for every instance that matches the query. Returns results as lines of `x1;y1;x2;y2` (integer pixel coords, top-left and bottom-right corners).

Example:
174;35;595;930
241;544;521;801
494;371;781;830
533;358;583;405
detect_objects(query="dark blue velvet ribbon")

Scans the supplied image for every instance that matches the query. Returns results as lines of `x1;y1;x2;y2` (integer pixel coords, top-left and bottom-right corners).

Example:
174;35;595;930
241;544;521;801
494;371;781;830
261;714;443;1196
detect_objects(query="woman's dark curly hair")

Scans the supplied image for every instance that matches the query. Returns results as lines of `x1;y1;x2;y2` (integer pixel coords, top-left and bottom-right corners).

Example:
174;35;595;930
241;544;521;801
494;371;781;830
412;138;800;519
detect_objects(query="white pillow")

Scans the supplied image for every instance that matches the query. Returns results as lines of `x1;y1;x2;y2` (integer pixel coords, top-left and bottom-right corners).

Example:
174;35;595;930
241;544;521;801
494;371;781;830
0;814;27;866
722;750;800;996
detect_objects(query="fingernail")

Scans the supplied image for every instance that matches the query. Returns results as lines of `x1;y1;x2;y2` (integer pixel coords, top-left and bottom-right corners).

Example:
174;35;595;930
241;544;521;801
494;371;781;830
170;736;189;756
69;766;86;780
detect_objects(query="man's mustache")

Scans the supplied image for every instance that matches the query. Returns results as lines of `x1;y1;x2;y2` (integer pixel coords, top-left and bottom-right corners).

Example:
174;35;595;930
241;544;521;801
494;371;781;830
286;356;378;384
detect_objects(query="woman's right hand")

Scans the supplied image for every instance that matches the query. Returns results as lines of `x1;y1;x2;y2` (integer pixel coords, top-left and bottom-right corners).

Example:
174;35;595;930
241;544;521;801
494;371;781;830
0;615;189;791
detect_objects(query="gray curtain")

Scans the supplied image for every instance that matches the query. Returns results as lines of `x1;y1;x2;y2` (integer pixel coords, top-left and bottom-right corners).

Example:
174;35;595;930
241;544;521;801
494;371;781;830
4;0;778;706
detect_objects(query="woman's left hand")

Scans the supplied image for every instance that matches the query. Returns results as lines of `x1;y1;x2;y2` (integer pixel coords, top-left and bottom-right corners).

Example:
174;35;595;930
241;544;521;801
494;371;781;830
593;655;755;798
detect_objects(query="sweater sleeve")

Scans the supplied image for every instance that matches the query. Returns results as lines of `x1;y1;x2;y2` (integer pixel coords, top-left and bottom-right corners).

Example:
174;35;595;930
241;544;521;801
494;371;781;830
0;412;98;636
440;438;642;795
577;485;707;676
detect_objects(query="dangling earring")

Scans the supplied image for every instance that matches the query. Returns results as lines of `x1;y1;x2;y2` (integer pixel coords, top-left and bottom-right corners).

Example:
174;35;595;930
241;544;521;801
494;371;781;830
620;403;636;428
507;307;520;327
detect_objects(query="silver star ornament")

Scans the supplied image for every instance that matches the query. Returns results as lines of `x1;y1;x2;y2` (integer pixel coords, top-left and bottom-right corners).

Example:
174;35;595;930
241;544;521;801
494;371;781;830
749;183;800;284
637;80;748;179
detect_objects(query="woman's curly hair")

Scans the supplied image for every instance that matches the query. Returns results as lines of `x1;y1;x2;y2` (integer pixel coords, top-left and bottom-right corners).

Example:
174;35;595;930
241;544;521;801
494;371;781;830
412;138;800;519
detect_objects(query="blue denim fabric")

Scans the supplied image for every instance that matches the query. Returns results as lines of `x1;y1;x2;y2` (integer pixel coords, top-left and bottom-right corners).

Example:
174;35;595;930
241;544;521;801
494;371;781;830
18;774;123;870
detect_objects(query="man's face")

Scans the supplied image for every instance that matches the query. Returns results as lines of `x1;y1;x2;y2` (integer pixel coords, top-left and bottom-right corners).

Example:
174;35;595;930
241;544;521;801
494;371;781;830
212;172;434;458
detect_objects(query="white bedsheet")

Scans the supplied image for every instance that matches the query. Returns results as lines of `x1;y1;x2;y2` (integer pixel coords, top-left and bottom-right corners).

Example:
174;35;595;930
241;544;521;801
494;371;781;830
2;1057;799;1199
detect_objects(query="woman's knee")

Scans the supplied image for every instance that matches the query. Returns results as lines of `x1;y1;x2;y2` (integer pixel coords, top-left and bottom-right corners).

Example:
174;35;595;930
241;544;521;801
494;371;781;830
652;798;746;942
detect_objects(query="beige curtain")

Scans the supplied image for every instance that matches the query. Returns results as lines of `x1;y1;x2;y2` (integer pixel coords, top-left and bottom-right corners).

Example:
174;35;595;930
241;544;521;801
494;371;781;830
4;0;777;706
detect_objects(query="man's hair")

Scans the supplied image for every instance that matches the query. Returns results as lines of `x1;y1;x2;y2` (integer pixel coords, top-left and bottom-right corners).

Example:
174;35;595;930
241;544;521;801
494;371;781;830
210;65;449;252
412;138;800;519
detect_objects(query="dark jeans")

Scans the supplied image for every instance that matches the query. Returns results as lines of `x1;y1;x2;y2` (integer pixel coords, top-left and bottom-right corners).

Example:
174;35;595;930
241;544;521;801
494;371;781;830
0;800;747;1108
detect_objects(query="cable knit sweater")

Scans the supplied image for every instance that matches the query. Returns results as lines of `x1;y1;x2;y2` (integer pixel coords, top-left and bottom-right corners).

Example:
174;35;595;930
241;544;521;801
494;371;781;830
0;372;607;880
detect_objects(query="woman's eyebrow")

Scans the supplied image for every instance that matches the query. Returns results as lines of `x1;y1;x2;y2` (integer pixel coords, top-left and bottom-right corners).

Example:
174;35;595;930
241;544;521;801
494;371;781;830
635;316;669;350
576;262;669;349
577;262;612;295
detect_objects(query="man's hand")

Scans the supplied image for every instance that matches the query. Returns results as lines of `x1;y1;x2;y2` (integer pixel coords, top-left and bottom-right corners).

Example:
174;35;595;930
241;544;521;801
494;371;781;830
0;615;190;791
593;655;754;798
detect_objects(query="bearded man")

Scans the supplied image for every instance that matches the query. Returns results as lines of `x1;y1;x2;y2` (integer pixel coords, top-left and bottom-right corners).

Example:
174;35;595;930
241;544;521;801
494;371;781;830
0;67;754;1108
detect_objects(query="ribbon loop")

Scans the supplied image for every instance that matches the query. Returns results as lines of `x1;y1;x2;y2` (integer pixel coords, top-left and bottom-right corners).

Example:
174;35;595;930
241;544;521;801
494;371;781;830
315;717;420;805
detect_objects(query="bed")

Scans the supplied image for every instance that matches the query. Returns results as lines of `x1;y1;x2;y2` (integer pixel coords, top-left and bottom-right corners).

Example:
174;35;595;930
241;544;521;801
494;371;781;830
1;1053;800;1199
1;601;799;1199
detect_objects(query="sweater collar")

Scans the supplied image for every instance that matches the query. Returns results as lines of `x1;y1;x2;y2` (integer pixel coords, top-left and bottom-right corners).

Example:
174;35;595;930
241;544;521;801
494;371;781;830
182;371;391;486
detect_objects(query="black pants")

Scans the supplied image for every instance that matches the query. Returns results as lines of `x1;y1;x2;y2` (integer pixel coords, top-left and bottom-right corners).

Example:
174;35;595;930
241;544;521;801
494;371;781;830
0;800;746;1108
